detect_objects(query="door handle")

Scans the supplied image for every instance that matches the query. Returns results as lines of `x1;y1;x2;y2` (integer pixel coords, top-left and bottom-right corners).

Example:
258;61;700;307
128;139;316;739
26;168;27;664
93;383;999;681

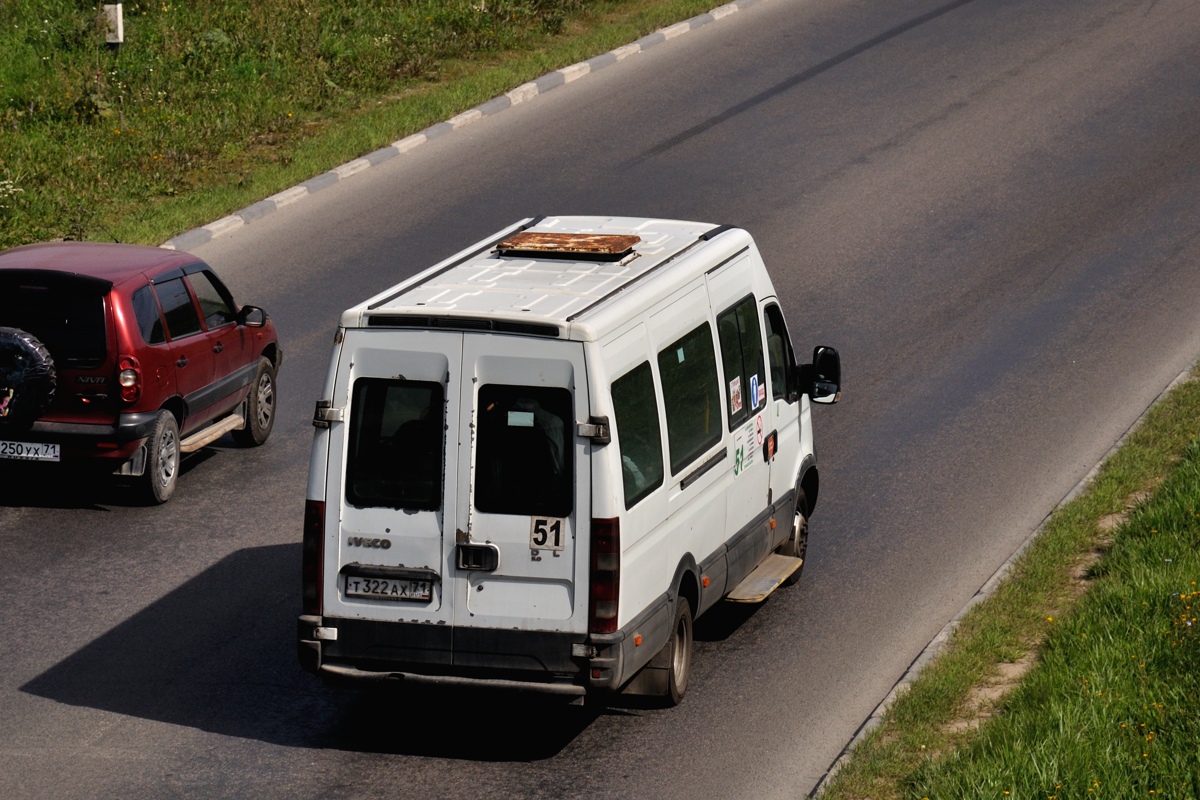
176;357;189;367
212;343;224;354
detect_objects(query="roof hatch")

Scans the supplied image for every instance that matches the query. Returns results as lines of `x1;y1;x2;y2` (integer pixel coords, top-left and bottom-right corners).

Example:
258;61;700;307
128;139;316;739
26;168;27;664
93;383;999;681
495;232;641;261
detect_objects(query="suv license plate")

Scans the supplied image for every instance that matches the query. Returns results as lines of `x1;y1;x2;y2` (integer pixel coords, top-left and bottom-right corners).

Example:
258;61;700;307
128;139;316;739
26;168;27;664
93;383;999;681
344;575;432;602
0;441;60;462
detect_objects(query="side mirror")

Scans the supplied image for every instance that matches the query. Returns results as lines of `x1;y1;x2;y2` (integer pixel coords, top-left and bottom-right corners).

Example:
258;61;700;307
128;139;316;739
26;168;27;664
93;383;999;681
238;305;266;328
808;346;841;404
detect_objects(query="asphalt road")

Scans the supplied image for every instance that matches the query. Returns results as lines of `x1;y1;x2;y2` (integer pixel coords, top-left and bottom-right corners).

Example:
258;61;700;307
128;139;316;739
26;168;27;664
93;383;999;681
3;0;1200;797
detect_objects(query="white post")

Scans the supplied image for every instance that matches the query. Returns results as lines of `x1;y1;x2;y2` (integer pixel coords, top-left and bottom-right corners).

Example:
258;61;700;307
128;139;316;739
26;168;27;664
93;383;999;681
103;4;124;45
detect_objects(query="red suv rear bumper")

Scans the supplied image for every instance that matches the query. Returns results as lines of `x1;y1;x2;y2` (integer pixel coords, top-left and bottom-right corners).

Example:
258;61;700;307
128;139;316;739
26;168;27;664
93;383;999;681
15;411;161;462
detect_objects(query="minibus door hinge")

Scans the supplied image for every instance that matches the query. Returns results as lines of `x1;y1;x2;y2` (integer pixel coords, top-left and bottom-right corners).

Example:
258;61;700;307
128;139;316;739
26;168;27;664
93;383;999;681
577;416;610;445
312;400;344;428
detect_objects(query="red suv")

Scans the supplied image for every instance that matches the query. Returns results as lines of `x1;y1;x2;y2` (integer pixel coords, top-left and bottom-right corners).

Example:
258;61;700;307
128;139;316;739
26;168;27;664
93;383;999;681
0;242;282;503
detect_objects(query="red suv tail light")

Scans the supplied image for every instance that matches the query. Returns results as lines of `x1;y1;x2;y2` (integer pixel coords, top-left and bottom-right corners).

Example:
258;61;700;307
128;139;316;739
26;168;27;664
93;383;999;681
302;500;325;616
117;355;142;403
589;517;620;634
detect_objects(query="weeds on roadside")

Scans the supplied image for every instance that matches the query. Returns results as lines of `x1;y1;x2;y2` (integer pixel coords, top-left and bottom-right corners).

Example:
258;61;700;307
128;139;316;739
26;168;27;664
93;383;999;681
0;0;590;247
903;447;1200;798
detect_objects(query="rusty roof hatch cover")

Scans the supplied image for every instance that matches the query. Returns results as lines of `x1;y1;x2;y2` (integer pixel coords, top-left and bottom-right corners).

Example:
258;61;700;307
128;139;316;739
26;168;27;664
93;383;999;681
496;232;641;260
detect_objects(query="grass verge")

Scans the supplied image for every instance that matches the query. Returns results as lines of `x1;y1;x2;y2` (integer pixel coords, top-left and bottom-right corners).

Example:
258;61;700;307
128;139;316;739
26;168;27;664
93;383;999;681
819;365;1200;799
1;0;722;249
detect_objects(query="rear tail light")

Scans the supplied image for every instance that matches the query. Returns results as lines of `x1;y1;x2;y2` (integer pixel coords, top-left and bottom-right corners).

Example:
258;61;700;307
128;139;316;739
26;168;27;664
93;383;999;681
117;355;141;403
302;500;325;616
589;517;620;634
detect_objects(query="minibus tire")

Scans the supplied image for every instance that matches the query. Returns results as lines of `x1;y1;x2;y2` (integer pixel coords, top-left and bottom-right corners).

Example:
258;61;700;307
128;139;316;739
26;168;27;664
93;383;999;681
664;597;693;706
780;491;809;587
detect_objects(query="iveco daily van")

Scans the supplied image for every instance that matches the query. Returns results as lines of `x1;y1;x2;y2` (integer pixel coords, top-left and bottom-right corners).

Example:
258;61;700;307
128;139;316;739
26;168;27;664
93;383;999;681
298;216;840;705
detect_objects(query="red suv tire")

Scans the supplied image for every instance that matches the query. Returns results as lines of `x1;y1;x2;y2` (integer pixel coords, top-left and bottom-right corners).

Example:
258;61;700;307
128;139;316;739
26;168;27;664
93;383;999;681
0;327;57;432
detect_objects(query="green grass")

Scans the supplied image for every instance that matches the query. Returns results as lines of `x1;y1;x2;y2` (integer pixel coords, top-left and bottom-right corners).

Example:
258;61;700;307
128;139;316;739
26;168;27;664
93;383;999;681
820;369;1200;799
0;0;722;248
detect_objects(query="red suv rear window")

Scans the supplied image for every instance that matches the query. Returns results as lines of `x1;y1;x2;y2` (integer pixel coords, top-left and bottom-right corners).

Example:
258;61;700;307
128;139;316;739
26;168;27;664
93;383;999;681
0;280;107;368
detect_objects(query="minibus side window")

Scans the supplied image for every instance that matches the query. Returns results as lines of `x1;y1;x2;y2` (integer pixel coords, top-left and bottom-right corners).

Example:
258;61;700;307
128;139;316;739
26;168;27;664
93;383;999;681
475;384;573;517
611;362;664;508
763;303;795;401
657;322;722;475
346;378;444;510
717;295;766;429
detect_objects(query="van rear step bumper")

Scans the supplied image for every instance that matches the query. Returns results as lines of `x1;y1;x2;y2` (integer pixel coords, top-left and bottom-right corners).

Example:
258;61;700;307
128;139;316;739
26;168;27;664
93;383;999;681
298;598;673;696
298;615;595;694
317;663;586;698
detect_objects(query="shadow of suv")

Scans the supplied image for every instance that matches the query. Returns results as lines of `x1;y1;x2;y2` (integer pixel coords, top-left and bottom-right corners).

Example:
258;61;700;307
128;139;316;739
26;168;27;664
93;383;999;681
0;242;282;503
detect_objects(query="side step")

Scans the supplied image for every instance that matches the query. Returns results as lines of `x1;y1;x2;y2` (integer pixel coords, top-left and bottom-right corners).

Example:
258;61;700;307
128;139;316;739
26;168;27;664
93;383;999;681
726;554;803;603
179;410;245;454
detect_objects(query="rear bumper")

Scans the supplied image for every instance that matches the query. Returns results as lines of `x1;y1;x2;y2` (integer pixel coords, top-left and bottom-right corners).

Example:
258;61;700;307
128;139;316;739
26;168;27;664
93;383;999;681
5;411;160;462
29;411;159;441
317;662;589;698
297;614;589;694
298;594;673;697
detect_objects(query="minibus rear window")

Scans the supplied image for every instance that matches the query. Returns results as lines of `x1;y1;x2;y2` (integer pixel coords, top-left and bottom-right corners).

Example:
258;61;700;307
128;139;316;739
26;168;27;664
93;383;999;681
475;384;573;517
346;378;445;510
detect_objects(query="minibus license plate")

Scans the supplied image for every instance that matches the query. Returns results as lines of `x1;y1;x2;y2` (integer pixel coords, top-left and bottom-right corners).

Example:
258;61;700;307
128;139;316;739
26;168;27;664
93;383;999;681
0;440;60;462
345;575;432;602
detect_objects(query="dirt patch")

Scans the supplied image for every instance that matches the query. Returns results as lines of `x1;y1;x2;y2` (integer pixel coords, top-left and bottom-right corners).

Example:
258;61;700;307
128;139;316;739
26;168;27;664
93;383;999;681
1074;488;1153;585
943;653;1037;735
942;488;1154;738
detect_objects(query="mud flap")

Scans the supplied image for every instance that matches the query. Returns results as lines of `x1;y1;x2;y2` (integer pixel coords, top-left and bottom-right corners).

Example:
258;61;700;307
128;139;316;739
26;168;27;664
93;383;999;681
620;646;673;697
115;444;148;477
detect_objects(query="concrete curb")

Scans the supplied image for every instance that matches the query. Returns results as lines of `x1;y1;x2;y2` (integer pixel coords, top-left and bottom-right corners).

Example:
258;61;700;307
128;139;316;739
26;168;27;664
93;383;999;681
808;361;1200;797
161;0;763;252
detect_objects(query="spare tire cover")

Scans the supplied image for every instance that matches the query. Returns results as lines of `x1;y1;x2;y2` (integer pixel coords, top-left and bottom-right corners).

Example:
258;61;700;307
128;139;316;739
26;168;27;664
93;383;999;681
0;327;57;432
